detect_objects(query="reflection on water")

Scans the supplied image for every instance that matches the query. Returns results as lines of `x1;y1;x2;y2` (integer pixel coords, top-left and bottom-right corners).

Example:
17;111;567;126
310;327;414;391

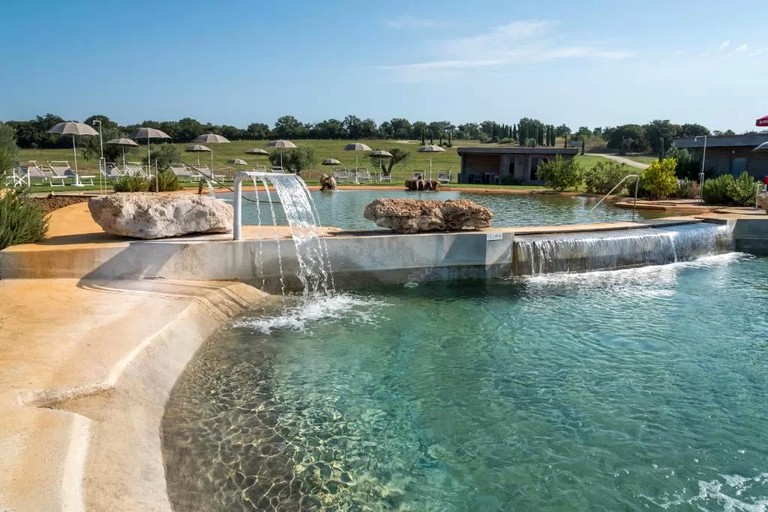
163;255;768;511
221;189;664;231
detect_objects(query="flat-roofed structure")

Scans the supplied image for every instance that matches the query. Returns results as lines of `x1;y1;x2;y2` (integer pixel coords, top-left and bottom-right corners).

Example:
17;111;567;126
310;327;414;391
675;134;768;178
456;147;579;185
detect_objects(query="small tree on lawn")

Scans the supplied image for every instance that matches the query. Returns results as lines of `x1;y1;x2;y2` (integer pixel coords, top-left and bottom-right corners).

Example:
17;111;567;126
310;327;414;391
370;148;409;177
641;157;678;199
538;155;583;192
269;146;316;175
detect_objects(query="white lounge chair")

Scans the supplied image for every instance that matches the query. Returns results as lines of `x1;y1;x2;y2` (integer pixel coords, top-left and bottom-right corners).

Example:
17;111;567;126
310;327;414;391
4;165;29;188
355;168;373;183
103;162;125;179
169;163;199;181
123;162;149;177
437;171;452;184
333;168;350;183
43;162;71;186
49;160;95;186
379;173;392;182
23;161;52;185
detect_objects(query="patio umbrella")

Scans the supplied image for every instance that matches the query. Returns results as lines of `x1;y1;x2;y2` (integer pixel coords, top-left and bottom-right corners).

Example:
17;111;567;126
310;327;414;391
370;149;393;179
245;148;269;155
105;137;140;168
266;139;297;169
128;127;171;176
418;144;446;181
343;142;372;170
186;144;211;165
753;141;768;152
322;158;341;165
193;133;230;170
229;158;248;165
47;121;98;186
756;114;768;127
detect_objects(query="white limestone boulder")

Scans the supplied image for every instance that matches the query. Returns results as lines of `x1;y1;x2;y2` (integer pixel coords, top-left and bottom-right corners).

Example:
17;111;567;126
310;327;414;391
88;193;233;239
363;198;492;234
758;192;768;213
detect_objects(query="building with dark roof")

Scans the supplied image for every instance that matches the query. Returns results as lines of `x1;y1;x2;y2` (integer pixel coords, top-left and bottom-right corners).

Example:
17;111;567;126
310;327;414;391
674;134;768;178
456;147;579;185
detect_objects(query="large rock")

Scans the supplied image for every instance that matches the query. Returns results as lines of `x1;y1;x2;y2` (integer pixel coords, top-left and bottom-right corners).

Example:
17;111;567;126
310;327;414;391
758;192;768;213
363;198;492;234
88;193;233;239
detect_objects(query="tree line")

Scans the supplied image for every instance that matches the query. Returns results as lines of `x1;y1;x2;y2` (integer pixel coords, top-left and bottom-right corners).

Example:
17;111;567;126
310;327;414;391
3;113;758;157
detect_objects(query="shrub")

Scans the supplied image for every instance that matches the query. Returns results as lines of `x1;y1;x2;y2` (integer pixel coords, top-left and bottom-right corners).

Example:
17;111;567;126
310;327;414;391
641;158;678;199
727;171;760;206
584;161;635;195
675;179;700;200
149;170;180;192
268;146;316;175
0;188;48;250
702;173;759;206
538;155;583;191
113;174;150;192
702;174;732;205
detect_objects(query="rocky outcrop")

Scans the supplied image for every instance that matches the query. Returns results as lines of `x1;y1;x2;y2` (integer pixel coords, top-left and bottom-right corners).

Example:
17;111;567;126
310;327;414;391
363;198;492;234
320;174;337;191
88;193;233;239
758;192;768;213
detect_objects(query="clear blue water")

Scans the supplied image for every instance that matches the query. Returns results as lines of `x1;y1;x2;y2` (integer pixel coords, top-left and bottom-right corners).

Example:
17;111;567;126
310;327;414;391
163;254;768;511
221;189;662;230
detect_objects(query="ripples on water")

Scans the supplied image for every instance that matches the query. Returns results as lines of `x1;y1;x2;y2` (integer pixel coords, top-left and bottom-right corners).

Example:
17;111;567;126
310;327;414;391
163;255;768;511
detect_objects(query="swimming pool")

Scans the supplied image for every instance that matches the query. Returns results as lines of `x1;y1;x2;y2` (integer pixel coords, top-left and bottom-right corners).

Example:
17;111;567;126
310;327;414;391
163;254;768;511
222;189;664;230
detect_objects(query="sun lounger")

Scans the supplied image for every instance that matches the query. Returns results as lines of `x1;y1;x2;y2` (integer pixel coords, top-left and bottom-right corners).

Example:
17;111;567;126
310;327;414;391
438;171;452;184
333;168;350;183
169;163;200;181
42;162;70;186
123;162;149;177
379;173;392;182
102;162;124;180
355;168;373;183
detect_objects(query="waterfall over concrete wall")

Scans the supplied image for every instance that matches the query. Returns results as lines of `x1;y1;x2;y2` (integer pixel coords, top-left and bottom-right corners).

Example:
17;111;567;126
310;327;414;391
513;223;733;275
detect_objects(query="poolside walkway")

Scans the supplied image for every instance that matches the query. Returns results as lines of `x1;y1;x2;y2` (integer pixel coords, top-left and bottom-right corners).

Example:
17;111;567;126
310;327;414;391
0;278;273;511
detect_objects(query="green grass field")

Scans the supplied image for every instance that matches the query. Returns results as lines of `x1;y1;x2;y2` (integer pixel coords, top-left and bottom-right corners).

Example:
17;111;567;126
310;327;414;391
15;140;631;193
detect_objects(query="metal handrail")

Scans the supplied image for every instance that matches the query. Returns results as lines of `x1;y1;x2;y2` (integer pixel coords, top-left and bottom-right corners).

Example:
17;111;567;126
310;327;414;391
590;174;640;221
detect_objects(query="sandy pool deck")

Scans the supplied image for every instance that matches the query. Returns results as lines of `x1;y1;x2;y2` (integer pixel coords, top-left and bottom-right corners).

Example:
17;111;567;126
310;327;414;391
0;277;273;511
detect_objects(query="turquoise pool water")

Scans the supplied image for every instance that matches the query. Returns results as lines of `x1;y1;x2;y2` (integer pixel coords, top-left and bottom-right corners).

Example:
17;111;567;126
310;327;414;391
222;189;663;230
163;255;768;511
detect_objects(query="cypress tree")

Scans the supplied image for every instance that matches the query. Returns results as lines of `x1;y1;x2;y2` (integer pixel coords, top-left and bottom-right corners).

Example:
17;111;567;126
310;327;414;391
512;124;518;141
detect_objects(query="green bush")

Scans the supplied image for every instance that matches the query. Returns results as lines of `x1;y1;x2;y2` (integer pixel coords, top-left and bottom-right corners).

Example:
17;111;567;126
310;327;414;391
727;172;760;206
702;174;732;205
640;158;678;199
143;144;181;172
584;161;635;194
538;155;583;192
676;179;700;199
0;188;48;250
149;170;180;192
113;174;150;192
702;172;759;206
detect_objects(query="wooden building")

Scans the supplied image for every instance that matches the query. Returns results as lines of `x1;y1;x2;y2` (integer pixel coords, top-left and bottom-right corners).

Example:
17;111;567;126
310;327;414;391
674;134;768;179
456;147;579;185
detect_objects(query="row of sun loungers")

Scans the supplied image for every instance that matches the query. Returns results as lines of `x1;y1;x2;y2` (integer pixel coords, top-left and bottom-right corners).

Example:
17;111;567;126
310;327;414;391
6;161;455;188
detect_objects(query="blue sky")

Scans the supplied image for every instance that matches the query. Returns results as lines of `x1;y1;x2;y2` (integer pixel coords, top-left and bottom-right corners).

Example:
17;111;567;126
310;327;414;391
1;0;766;132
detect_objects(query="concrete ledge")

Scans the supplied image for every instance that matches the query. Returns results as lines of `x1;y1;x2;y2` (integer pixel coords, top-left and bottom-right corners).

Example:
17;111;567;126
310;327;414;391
0;279;274;511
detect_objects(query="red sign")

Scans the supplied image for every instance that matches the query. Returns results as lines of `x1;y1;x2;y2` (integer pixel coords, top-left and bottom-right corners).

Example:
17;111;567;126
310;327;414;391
757;114;768;127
